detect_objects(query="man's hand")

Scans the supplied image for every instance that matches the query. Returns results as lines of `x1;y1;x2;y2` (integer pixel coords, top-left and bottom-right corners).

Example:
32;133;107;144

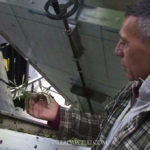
28;96;59;121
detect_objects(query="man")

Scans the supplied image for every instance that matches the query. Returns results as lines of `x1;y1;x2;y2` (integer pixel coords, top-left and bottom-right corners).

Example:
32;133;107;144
28;0;150;149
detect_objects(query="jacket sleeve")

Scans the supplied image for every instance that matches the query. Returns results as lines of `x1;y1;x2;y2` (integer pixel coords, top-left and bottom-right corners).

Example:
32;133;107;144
56;106;102;140
56;83;133;141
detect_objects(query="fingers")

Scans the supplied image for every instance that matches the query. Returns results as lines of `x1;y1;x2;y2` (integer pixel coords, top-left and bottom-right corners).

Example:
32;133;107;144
28;99;37;117
27;95;57;120
28;99;46;118
31;99;36;105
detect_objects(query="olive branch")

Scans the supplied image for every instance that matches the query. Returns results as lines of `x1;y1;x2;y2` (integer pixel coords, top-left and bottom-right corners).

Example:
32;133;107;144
9;75;53;110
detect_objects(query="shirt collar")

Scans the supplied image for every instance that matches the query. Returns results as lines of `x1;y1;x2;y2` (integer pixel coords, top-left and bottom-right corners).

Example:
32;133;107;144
132;81;142;98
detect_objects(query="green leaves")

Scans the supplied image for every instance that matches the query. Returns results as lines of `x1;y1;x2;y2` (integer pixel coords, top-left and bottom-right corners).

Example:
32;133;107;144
9;76;53;110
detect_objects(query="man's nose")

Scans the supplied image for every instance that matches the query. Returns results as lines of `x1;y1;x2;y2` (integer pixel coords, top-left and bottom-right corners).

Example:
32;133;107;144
115;41;123;57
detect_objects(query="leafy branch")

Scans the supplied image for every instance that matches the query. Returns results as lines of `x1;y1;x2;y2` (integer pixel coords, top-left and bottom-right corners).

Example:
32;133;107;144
9;75;53;109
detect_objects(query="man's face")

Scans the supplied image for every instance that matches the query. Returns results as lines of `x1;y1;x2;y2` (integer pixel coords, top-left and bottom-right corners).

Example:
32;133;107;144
115;16;150;81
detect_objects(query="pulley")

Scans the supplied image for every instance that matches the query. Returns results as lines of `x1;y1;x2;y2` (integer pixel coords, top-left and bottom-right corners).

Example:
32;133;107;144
44;0;79;20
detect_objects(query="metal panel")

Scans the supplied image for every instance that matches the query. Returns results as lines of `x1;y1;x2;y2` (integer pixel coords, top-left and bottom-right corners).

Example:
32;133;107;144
0;0;128;113
0;129;90;150
0;52;15;114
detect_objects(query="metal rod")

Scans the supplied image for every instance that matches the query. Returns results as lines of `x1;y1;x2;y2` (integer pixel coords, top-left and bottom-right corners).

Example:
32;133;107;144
63;19;93;114
50;1;93;114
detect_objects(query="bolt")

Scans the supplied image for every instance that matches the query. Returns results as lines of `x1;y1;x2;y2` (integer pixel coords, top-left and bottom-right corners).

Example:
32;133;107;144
30;0;35;4
0;140;3;144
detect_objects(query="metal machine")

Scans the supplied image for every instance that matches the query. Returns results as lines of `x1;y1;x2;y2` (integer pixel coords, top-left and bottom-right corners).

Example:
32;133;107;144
0;0;136;149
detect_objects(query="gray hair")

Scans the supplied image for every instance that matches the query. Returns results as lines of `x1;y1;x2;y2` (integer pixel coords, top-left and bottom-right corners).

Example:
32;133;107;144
125;0;150;42
137;17;150;42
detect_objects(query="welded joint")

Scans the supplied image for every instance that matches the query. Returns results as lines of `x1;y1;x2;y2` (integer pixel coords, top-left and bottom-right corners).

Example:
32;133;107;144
65;23;77;35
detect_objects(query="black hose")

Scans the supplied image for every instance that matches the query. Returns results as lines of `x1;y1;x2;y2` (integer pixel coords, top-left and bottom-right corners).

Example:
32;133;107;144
0;78;9;86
